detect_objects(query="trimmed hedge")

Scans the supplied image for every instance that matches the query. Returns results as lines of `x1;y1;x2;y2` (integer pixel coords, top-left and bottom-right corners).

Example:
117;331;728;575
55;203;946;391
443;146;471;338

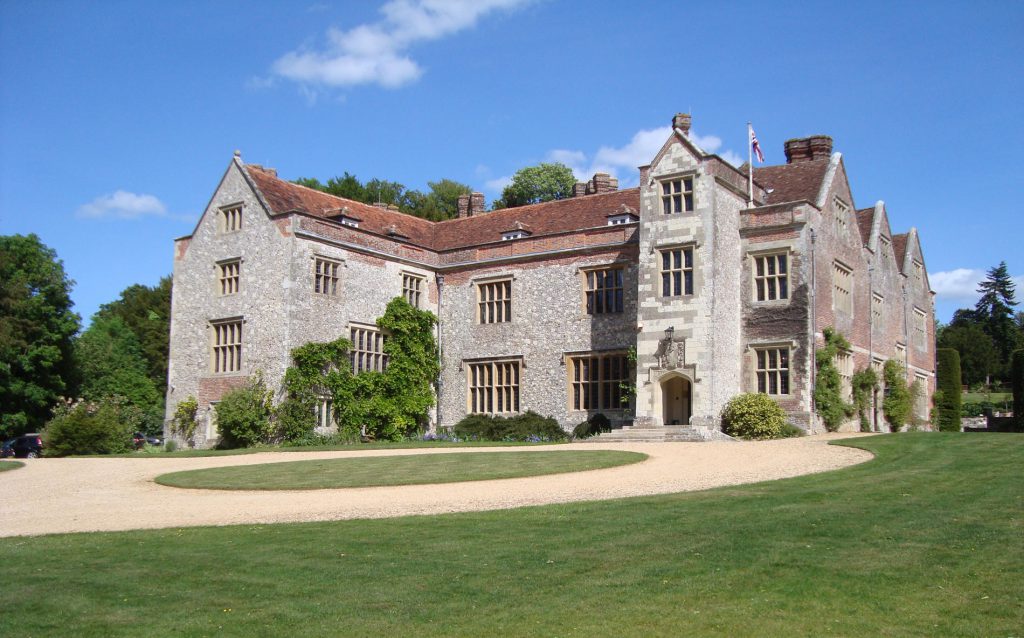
453;411;567;442
1013;349;1024;429
935;348;962;432
43;397;139;456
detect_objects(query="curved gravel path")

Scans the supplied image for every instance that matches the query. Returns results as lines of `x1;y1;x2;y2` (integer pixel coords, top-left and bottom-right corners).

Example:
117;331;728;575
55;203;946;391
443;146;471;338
0;433;875;537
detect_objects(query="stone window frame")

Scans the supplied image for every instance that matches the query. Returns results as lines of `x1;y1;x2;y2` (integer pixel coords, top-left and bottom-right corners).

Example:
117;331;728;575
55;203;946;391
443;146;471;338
660;173;695;215
832;196;850;235
216;257;241;296
879;235;891;262
314;395;335;430
832;260;853;316
835;349;854;401
658;244;695;298
401;271;426;309
464;356;523;415
747;341;796;397
912;259;924;288
895;342;907;367
564;350;631;412
912;306;927;350
209;317;244;374
749;248;791;304
349;322;388;374
219;203;243;233
313;255;343;298
913;372;929;419
580;264;625;315
872;292;884;325
475;275;513;325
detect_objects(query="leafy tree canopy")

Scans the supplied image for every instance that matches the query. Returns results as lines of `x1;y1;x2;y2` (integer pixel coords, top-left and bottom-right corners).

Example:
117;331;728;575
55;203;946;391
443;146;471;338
94;275;171;395
75;315;161;411
494;162;576;209
947;262;1022;382
293;173;471;222
0;234;80;437
937;322;998;386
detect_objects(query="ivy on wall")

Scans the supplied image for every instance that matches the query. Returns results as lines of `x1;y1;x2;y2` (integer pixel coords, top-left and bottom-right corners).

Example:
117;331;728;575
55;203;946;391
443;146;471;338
814;327;855;432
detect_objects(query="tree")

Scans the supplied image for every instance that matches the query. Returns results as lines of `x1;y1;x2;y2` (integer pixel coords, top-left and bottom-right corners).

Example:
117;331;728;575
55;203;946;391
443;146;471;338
937;322;998;387
75;315;161;412
293;174;472;221
495;162;576;209
94;276;172;395
423;179;472;219
934;348;962;432
973;261;1020;371
0;234;80;437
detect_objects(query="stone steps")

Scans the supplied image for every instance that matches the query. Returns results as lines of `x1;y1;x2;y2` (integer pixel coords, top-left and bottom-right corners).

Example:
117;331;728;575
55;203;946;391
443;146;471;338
588;424;736;443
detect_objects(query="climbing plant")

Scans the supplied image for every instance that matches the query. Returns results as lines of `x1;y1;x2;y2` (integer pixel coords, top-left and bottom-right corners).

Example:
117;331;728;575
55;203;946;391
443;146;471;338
814;327;855;432
851;367;879;432
281;297;439;442
882;359;912;432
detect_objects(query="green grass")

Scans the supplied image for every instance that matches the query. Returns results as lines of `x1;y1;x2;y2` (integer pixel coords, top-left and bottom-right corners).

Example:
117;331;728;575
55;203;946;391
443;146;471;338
110;439;545;458
155;450;647;490
0;460;24;472
1;433;1021;637
962;391;1011;404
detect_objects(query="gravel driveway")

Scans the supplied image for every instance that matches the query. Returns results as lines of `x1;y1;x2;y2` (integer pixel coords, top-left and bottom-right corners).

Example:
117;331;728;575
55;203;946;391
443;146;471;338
0;434;874;537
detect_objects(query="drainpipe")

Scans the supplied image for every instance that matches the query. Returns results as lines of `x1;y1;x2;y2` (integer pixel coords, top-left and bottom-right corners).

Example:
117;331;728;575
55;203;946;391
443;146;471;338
869;261;876;431
809;227;817;432
435;274;445;432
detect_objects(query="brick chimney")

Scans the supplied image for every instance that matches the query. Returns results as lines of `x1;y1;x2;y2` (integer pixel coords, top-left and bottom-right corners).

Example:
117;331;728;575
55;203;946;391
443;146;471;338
672;113;692;135
784;135;833;163
573;182;588;197
457;192;486;218
587;173;619;195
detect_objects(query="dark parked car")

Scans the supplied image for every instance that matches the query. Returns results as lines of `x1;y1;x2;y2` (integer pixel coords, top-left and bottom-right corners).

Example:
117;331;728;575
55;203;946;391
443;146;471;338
1;434;43;459
133;432;163;448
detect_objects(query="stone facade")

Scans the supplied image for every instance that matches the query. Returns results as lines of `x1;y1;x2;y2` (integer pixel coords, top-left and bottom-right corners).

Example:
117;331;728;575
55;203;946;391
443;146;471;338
165;115;936;446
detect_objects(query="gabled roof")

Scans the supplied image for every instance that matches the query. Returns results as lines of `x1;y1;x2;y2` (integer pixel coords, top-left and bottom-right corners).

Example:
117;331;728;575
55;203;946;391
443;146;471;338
892;233;909;270
753;159;831;205
432;188;640;251
242;162;640;253
244;165;436;246
855;207;875;246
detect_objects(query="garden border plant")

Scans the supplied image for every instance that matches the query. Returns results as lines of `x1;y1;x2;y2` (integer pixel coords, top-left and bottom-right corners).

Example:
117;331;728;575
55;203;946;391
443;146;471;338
814;327;855;431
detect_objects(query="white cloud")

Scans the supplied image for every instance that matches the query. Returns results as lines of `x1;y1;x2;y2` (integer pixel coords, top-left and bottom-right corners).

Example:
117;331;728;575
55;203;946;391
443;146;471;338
484;175;512;192
76;191;168;220
930;269;986;301
272;0;532;90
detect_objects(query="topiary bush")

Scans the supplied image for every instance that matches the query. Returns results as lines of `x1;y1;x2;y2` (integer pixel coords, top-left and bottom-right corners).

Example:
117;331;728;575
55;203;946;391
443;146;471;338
721;393;787;440
572;413;612;440
453;411;567;442
215;376;274;448
1013;349;1024;430
935;348;962;432
43;396;138;456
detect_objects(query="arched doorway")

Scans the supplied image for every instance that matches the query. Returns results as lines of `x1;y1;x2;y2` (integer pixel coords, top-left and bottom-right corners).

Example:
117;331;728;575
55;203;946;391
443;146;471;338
661;375;691;426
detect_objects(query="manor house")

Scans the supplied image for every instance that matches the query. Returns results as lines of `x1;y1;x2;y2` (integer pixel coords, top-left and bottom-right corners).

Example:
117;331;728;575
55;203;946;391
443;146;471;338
165;113;935;446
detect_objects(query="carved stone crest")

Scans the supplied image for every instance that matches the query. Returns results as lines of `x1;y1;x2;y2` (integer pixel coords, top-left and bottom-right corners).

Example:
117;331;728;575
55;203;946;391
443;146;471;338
654;335;686;370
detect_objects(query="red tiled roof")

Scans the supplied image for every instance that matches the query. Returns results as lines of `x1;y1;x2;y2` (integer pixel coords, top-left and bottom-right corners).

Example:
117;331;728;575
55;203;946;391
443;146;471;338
892;233;909;270
244;163;640;252
244;165;436;246
855;207;875;246
432;189;640;251
753;159;830;205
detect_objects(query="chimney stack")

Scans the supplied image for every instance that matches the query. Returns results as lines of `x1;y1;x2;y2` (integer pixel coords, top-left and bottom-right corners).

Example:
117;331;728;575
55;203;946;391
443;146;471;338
573;182;588;197
587;172;619;195
784;135;833;163
458;192;486;218
672;113;692;135
457;194;470;218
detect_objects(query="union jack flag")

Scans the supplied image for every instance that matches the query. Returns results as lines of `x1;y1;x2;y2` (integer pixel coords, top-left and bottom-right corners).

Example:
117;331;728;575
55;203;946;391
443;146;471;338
750;127;765;163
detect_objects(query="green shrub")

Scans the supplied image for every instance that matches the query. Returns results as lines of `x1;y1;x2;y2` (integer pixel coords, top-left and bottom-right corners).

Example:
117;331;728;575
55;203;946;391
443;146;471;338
215;377;273;448
778;422;806;438
572;413;612;439
43;397;138;456
814;328;855;431
453;411;567;442
170;396;198;442
274;396;316;443
721;393;787;440
164;440;178;453
882;360;911;432
935;348;962;432
1013;349;1024;430
851;367;879;432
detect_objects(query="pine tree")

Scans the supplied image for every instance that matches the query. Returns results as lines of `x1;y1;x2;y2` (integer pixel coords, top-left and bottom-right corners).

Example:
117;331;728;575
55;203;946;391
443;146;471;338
974;261;1020;371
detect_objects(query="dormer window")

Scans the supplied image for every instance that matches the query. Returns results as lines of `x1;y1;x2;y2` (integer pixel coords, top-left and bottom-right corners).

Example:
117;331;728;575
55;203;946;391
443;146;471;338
607;214;638;226
502;230;529;241
339;216;359;228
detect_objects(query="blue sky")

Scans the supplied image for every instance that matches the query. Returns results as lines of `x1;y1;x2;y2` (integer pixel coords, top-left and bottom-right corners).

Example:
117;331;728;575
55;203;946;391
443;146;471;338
1;0;1021;326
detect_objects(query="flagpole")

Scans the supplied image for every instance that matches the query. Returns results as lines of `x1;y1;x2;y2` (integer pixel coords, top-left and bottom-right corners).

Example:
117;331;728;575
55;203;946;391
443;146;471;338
747;122;754;207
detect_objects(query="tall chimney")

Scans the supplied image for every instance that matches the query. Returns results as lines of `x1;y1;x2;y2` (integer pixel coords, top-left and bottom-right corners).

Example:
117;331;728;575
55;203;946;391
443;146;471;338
457;194;470;218
672;113;692;135
573;182;588;197
469;192;485;216
587;173;619;195
784;135;833;163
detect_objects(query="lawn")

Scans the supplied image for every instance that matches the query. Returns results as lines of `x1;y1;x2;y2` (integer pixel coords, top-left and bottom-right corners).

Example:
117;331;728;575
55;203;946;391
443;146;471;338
1;433;1020;637
962;391;1011;404
0;460;23;472
113;439;545;458
155;450;647;490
